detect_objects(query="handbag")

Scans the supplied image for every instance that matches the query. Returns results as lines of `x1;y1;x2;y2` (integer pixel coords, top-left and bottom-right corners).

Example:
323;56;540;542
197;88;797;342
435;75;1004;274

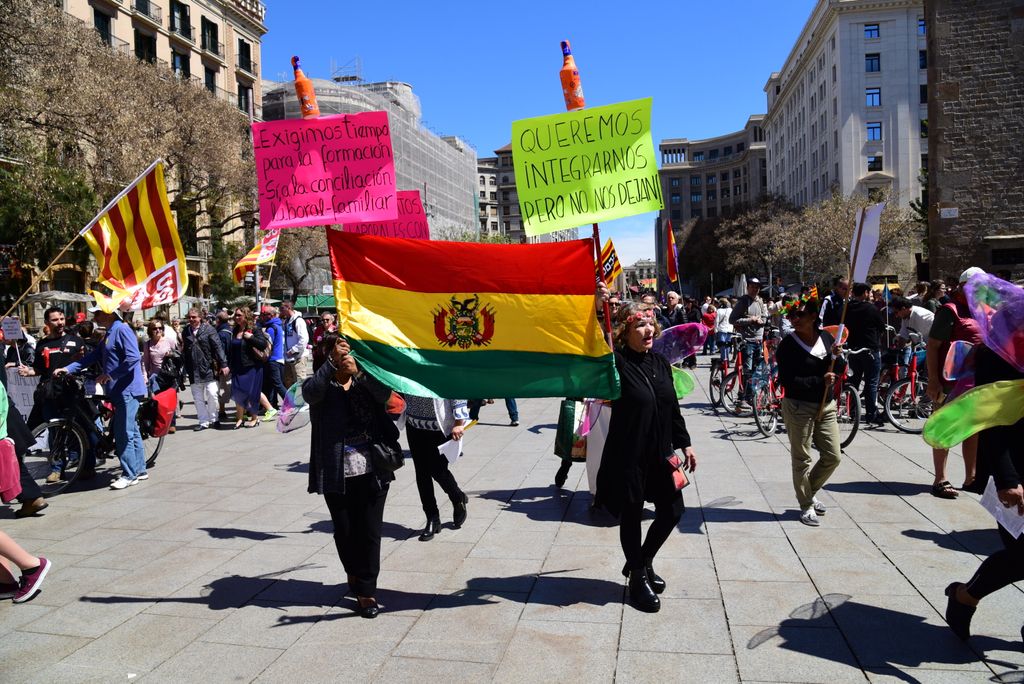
368;439;405;472
666;452;691;491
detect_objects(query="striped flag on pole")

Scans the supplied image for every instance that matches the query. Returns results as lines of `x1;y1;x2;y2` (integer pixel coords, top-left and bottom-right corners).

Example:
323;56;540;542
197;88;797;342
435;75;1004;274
233;229;281;283
666;219;679;283
80;160;188;312
598;239;623;287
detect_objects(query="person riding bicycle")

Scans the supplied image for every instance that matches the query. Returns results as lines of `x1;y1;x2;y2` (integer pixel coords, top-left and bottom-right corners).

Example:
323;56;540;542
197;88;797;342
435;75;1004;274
56;303;148;491
729;278;768;405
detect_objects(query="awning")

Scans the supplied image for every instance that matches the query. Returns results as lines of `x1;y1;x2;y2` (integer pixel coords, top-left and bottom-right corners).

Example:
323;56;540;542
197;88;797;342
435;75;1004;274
23;291;95;304
295;294;335;310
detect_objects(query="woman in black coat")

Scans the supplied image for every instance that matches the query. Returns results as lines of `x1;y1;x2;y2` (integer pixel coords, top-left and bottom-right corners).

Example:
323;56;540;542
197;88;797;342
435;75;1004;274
302;333;397;619
944;343;1024;641
596;300;697;613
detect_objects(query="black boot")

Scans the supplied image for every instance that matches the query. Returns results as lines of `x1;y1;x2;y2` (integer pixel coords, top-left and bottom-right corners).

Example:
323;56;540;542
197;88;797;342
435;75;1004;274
452;493;468;529
628;568;661;613
418;517;441;542
554;461;571;488
645;563;666;594
944;582;975;640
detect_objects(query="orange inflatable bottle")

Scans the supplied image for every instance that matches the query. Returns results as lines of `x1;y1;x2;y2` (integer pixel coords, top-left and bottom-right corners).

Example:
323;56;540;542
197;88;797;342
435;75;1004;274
291;55;320;119
559;40;585;111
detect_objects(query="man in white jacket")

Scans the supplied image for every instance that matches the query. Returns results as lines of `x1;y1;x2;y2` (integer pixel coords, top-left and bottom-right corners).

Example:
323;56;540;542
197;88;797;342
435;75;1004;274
280;300;310;388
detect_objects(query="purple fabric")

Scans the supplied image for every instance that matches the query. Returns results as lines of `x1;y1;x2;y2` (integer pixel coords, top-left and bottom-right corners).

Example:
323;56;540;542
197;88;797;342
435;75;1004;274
965;274;1024;372
652;323;709;365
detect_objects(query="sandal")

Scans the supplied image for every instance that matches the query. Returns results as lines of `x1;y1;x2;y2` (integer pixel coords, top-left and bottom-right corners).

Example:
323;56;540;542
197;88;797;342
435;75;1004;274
244;417;260;428
931;481;959;499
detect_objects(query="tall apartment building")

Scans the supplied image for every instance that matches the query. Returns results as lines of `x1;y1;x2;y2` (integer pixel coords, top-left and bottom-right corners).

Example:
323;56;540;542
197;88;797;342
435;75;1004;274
264;78;477;239
478;157;500;239
763;0;927;209
62;0;267;118
494;144;577;244
656;117;768;287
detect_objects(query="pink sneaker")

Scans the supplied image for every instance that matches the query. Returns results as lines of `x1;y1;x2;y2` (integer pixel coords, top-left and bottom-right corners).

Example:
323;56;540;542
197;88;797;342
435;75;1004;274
13;558;52;603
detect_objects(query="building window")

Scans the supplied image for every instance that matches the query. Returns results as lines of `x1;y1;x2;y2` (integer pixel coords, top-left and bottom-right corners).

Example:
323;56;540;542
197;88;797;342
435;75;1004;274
501;174;508;183
501;157;510;167
920;153;928;174
866;87;880;107
670;177;681;188
706;174;716;185
204;66;216;93
503;206;510;216
734;185;741;195
690;175;701;186
489;192;496;200
690;193;702;204
708;149;719;160
864;24;880;39
201;17;220;54
170;1;192;40
723;145;733;156
865;53;880;72
832;64;836;82
918;18;926;35
479;191;485;199
920;50;928;69
503;221;510;231
237;38;253;73
670;210;681;220
722;187;730;198
833;97;838;116
94;8;112;45
737;142;745;152
707;207;717;218
237;82;252;114
489;177;495;185
992;248;1024;266
502;190;510;200
721;172;729;182
693;151;704;161
708;190;717;200
920;119;928;138
813;179;819;196
670;193;681;204
479;175;485;185
867;155;883;172
733;169;741;179
691;209;702;219
134;29;157;63
920;84;928;104
866;122;882;140
830;34;836;51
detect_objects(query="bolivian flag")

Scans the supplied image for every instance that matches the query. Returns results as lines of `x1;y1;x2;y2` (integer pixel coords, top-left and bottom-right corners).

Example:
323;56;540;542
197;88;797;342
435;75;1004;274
329;230;620;399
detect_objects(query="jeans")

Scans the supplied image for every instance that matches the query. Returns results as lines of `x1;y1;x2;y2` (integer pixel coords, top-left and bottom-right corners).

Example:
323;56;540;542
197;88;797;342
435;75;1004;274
848;349;882;419
191;379;220;426
782;398;842;509
324;475;388;598
742;340;763;400
112;391;146;480
717;333;732;362
263;361;288;409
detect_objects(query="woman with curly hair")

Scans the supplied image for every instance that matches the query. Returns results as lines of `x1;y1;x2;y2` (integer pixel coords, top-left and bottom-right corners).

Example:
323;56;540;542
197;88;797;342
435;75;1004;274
595;299;697;614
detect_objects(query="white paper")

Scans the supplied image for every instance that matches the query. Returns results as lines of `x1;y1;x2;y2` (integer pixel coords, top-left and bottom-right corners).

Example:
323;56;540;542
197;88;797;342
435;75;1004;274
438;437;463;465
980;477;1024;539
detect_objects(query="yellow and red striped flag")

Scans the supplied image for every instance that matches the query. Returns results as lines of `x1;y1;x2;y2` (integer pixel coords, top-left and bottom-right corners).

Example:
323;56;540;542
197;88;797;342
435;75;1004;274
666;219;679;283
598;239;623;287
233;229;281;283
81;160;188;312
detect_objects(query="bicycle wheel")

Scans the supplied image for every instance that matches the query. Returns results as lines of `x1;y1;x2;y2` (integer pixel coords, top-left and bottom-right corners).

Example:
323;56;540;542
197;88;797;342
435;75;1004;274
25;419;89;495
721;371;746;415
836;386;861;448
883;377;932;434
709;365;723;408
144;434;164;469
753;385;778;437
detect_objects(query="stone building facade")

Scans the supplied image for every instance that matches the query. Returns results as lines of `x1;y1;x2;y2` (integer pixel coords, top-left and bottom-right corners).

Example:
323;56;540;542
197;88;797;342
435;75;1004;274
926;0;1024;280
478;157;499;239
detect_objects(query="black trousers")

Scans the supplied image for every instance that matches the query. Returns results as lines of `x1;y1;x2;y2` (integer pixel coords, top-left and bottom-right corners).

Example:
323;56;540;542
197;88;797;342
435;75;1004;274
618;493;684;570
966;524;1024;600
324;474;388;598
407;425;463;520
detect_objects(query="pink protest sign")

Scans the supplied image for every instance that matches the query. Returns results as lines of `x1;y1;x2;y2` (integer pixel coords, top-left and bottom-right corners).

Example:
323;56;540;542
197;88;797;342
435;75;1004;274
252;111;398;230
343;190;430;240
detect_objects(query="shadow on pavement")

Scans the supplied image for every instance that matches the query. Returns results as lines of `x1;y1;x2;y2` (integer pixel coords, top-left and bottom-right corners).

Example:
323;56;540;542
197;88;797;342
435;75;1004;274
902;527;1003;556
527;423;558;435
198;527;284;541
826;480;932;497
747;593;1020;679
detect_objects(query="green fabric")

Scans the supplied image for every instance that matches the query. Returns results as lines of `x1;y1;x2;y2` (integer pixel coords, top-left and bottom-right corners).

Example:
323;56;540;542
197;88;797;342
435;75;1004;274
295;294;335;310
348;339;620;400
672;366;695;398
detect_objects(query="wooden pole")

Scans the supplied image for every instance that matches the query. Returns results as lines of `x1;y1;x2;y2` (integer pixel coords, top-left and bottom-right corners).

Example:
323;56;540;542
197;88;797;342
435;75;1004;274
591;223;613;349
815;207;867;420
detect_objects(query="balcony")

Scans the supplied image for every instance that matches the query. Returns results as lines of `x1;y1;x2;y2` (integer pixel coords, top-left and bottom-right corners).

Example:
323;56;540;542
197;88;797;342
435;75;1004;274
236;56;257;77
169;21;195;45
201;37;224;59
96;30;131;57
131;0;162;26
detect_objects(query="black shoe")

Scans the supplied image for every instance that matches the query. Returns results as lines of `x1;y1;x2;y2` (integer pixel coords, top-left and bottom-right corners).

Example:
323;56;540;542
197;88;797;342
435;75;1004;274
452;493;468;529
645;563;666;594
356;597;379;619
945;582;975;640
628;568;661;613
554;462;570;489
418;518;441;542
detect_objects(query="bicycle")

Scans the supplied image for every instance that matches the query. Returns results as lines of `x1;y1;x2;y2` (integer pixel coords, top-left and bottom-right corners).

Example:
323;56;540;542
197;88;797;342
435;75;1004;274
719;334;752;416
24;375;165;495
883;341;932;433
709;333;741;409
752;331;784;437
832;348;868;449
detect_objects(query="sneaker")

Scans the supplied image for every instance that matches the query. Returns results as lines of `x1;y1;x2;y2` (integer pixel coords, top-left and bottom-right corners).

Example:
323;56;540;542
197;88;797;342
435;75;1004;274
136;473;149;481
13;558;52;603
194;424;209;432
812;498;827;516
0;581;18;599
800;508;820;527
45;471;60;484
109;476;137;490
510;421;519;427
262;408;279;422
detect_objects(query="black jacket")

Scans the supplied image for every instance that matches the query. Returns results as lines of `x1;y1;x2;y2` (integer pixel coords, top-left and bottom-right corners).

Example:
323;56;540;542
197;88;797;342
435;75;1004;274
777;330;846;403
973;345;1024;492
844;299;885;351
227;328;270;374
596;348;691;516
302;358;397;496
181;322;228;382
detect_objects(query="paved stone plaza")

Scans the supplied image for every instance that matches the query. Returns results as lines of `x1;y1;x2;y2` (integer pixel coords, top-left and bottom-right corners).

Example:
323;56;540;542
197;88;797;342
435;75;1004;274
2;361;1023;682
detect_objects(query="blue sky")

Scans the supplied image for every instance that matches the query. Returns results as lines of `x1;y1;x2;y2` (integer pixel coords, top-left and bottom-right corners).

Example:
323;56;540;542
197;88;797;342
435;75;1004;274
261;0;815;265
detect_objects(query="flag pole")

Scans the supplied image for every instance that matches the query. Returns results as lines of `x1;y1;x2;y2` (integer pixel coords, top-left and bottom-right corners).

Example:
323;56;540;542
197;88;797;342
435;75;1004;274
591;223;613;348
815;207;867;420
0;236;82;321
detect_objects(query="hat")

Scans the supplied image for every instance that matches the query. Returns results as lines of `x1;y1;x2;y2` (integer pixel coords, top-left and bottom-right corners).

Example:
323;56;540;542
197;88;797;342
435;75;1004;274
748;278;761;285
959;267;985;283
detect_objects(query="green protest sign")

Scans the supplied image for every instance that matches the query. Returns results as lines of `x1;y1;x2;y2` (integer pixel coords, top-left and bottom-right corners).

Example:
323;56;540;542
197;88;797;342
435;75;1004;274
512;98;663;237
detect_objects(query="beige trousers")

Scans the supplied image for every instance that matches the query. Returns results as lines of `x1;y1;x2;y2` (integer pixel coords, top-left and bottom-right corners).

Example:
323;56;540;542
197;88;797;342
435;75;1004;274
781;397;843;510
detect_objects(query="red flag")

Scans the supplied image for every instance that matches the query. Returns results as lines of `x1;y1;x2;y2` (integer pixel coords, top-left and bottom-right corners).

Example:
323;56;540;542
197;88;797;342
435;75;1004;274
666;220;679;283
